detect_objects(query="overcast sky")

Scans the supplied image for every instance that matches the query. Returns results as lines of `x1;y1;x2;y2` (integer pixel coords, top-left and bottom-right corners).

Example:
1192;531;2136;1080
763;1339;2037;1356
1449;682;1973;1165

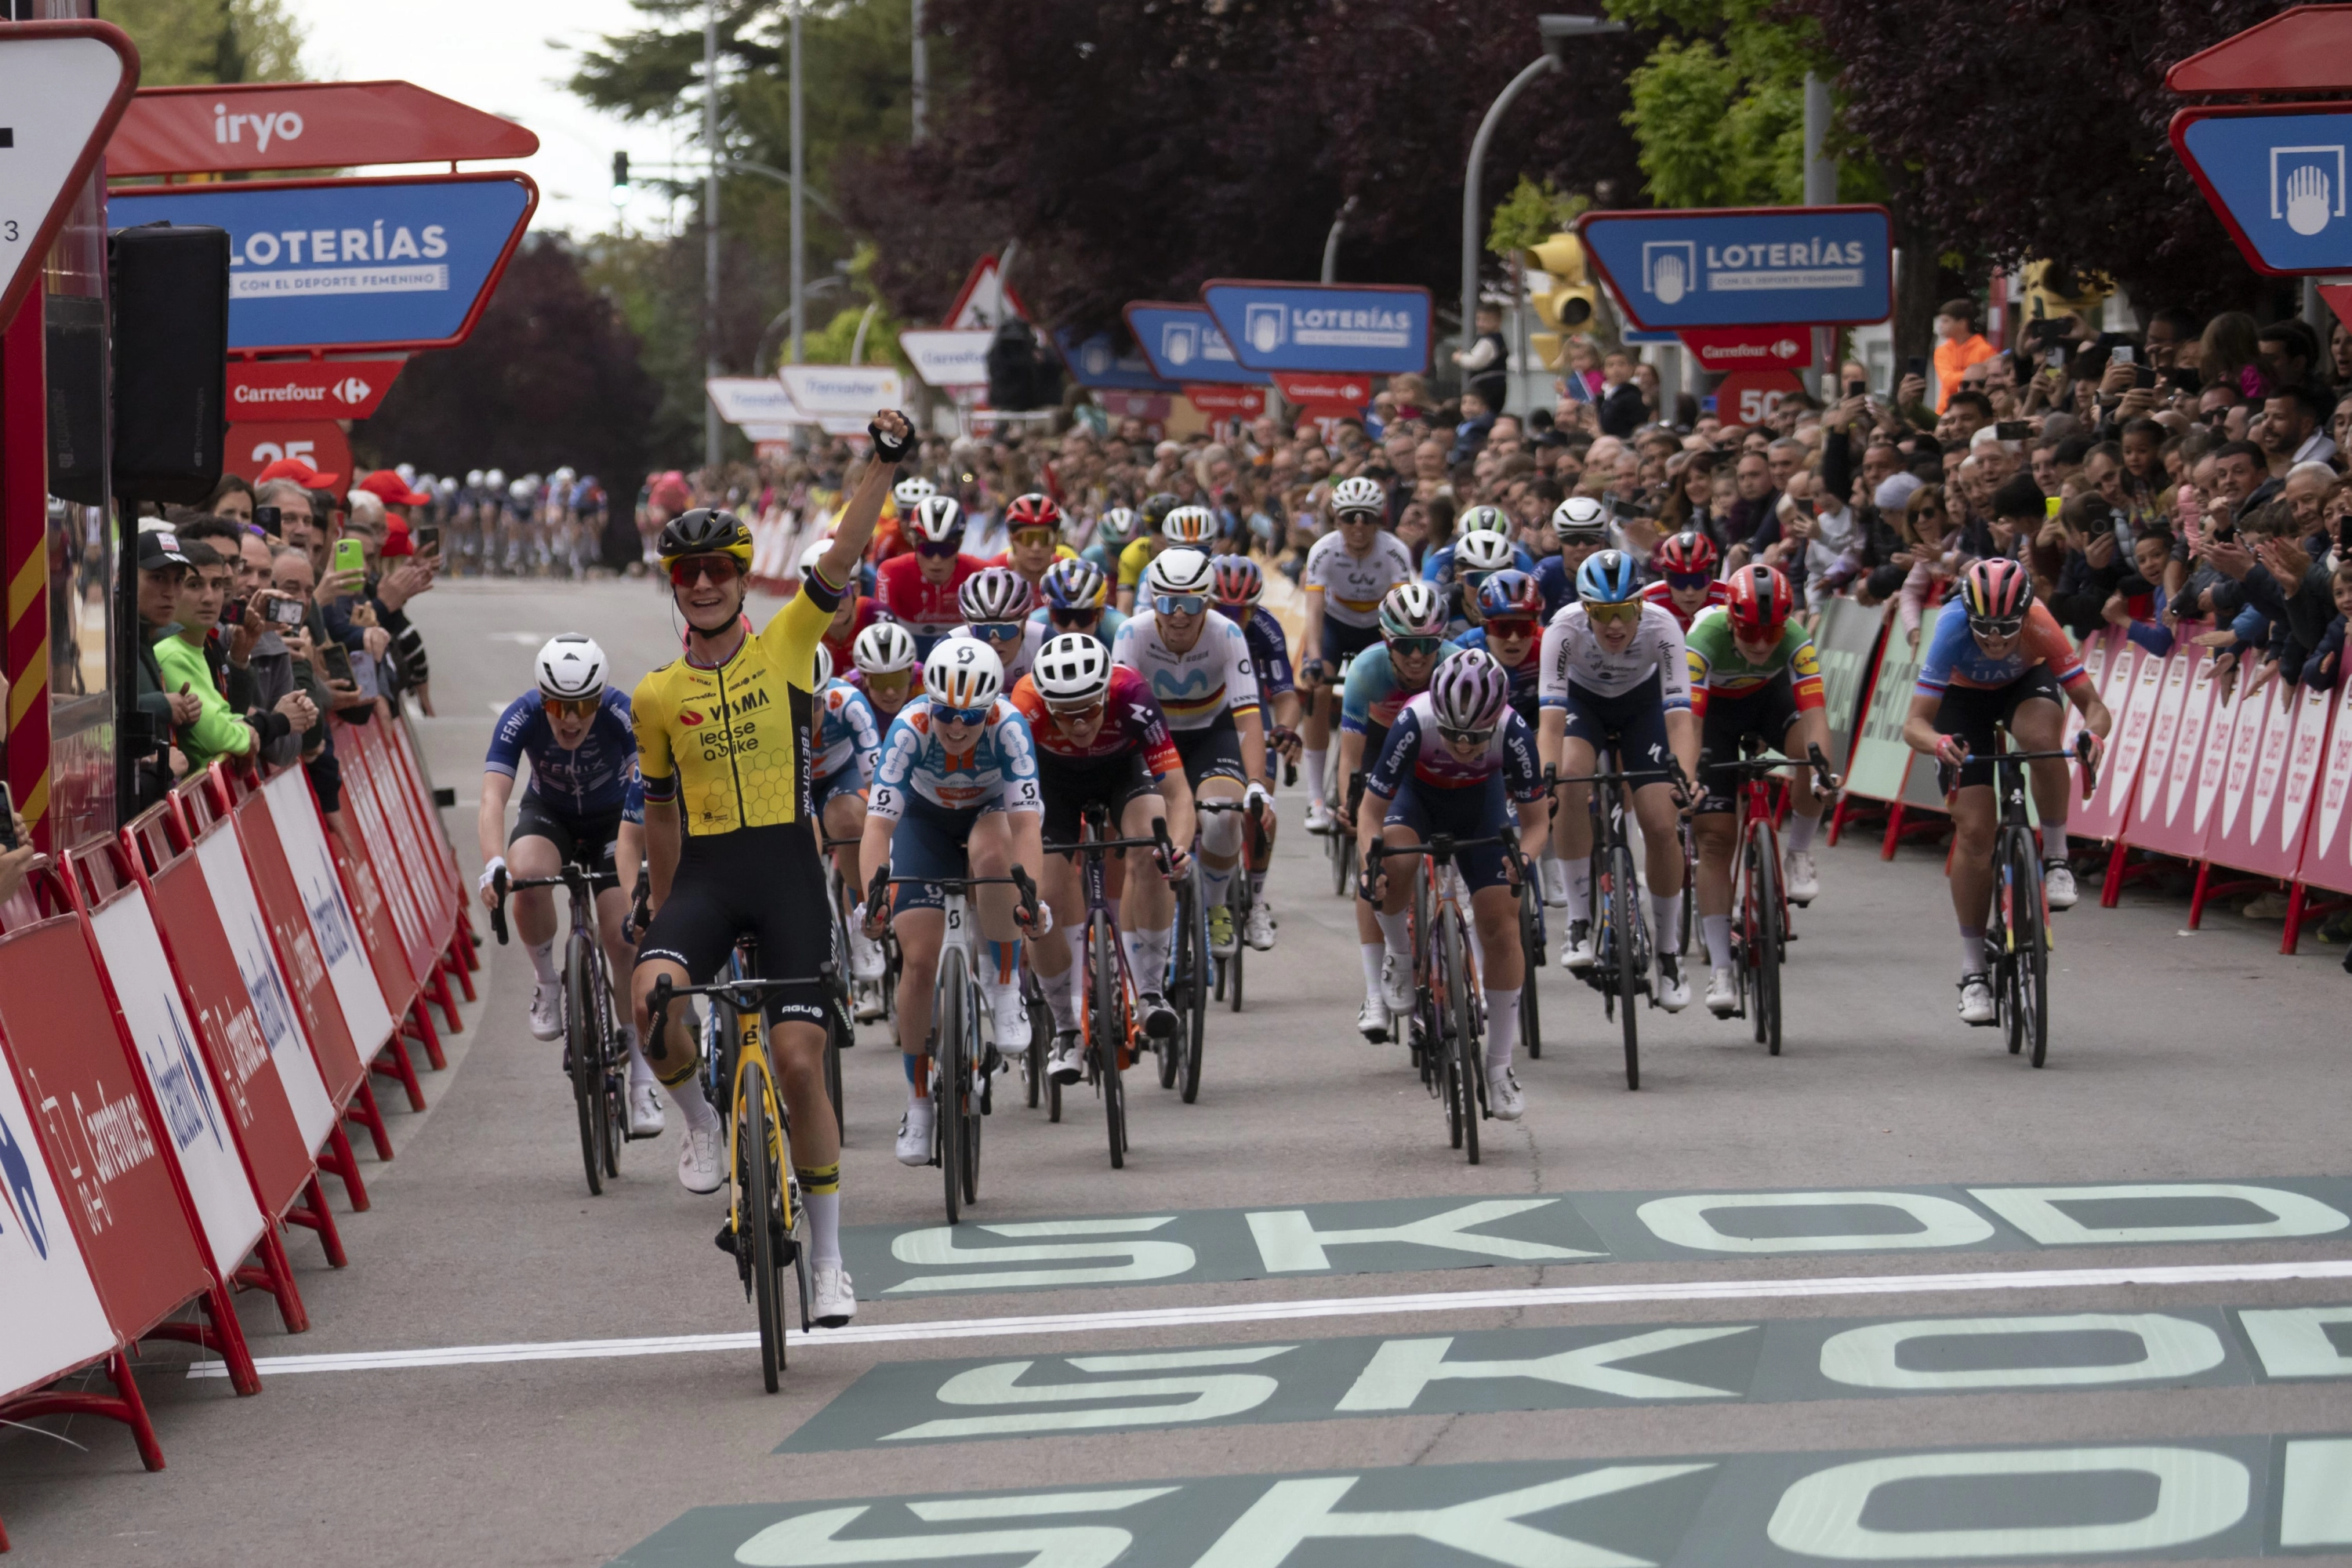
294;0;693;238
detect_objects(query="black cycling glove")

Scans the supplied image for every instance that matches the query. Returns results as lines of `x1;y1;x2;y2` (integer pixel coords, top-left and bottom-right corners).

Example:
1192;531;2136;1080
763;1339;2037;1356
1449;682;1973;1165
869;415;913;464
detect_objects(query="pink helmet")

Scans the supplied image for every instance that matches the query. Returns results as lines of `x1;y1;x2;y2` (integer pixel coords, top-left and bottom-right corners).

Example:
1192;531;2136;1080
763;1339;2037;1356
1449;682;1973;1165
1428;650;1510;735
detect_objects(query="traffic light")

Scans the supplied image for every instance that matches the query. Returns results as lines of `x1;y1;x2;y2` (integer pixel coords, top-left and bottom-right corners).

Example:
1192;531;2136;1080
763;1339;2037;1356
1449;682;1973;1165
612;151;630;187
2020;259;2111;328
1523;231;1599;371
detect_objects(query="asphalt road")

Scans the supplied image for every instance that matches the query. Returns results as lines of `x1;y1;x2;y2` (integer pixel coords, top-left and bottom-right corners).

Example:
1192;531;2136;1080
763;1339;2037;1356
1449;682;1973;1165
5;575;2350;1568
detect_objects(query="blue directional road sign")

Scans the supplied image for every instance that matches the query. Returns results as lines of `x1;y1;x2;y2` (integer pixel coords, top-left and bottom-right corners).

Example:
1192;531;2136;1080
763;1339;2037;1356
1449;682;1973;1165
1577;205;1892;331
2173;105;2352;275
1197;280;1432;374
1053;328;1178;392
1120;302;1268;386
107;171;536;352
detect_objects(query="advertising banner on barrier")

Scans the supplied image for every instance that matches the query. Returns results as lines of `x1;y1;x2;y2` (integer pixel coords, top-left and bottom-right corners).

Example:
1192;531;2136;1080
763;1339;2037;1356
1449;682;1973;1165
194;824;339;1153
234;786;369;1101
2207;681;2280;866
351;722;456;942
1842;605;1931;802
85;891;269;1276
0;916;216;1342
1811;600;1882;780
332;731;432;979
2077;633;2165;842
263;769;397;1053
2124;645;2223;863
331;826;420;1021
2277;682;2334;868
0;1036;118;1403
2297;676;2352;895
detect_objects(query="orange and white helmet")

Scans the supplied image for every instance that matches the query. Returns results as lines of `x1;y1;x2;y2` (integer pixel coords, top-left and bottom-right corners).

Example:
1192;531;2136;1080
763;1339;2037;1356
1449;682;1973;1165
923;637;1004;711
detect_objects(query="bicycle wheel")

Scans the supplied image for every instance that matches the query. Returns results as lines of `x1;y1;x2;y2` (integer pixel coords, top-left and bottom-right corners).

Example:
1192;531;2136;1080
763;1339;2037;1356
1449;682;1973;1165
823;994;847;1140
1443;911;1481;1166
739;1055;785;1393
1225;880;1246;1014
1517;878;1543;1060
1157;877;1185;1090
563;938;604;1196
1093;913;1126;1168
1750;824;1784;1057
935;948;967;1225
590;955;623;1180
1024;968;1047;1111
1181;867;1210;1103
1609;844;1642;1091
1678;822;1698;961
2006;832;2049;1067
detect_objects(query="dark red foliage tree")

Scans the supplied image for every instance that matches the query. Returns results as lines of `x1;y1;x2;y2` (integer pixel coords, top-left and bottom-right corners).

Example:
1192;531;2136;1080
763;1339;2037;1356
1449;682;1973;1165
840;0;1649;333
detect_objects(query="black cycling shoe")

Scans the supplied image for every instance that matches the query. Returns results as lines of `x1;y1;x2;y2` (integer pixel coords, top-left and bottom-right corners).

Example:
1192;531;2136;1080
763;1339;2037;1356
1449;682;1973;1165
1140;990;1180;1039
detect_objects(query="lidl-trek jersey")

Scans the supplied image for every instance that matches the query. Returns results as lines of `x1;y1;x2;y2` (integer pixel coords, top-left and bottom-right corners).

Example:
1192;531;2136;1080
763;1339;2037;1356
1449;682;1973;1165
1682;606;1826;717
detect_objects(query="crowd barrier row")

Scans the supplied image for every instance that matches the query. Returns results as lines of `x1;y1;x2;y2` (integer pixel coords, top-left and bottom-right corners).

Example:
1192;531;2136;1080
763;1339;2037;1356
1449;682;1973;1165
0;715;474;1552
1824;597;2352;956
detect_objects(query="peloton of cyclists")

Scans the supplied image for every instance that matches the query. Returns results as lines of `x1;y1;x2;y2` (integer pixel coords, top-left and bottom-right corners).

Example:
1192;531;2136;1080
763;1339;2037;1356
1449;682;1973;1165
1301;477;1416;831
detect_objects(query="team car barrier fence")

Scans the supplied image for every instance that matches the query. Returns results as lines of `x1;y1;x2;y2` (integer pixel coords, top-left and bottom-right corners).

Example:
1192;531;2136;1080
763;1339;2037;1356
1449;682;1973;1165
0;713;474;1552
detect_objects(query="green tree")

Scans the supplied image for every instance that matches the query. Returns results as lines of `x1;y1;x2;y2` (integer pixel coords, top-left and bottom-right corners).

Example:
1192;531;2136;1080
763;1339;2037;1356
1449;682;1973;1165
1486;176;1589;258
108;0;306;86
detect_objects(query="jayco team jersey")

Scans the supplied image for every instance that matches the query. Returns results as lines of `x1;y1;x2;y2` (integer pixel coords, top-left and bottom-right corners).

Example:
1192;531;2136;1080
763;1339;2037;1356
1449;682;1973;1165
812;678;885;783
867;695;1042;820
946;619;1045;684
1915;601;2089;698
1217;603;1295;699
485;685;638;818
1303;529;1415;628
1340;639;1465;735
1111;609;1260;731
874;552;984;655
1366;691;1545;801
1538;601;1693;710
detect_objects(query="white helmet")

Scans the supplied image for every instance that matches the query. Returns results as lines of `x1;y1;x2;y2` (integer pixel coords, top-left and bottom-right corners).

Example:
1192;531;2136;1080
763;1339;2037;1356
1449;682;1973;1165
1033;633;1113;707
1161;504;1218;546
811;642;835;688
394;463;417;486
909;494;964;545
1145;546;1215;600
1330;475;1385;517
535;634;607;701
892;476;938;511
551;466;577;488
485;467;507;491
958;565;1034;624
1454;530;1515;575
798;539;832;581
1550;495;1610;542
466;469;486;488
924;637;1004;710
852;620;916;676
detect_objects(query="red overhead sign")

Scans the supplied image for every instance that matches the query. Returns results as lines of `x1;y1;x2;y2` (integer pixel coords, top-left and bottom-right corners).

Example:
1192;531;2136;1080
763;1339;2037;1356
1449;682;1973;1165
1183;384;1266;419
1271;371;1372;408
1715;369;1809;428
227;359;403;421
107;81;539;177
2165;5;2352;93
1680;325;1813;372
223;422;353;498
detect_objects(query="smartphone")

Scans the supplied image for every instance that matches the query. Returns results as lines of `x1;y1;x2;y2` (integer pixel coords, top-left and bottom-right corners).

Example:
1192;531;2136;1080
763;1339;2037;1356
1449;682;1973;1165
2134;365;2157;390
267;595;306;628
222;597;246;628
414;524;441;554
321;643;354;686
1995;420;2032;441
255;504;281;539
1904;355;1927;381
2046;347;2067;369
0;782;16;851
1845;378;1867;399
332;538;365;577
2111;345;2134;365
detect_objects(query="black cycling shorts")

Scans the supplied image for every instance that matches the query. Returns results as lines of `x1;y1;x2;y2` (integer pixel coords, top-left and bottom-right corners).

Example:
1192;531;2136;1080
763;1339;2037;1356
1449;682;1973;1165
1933;665;2067;793
634;822;833;1028
511;793;623;893
1036;750;1161;851
1173;709;1250;789
1553;673;1674;779
1317;618;1381;674
1695;675;1802;816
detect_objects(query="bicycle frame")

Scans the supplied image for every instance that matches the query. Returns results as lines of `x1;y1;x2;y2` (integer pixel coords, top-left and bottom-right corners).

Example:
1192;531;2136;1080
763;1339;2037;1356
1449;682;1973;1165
492;863;629;1191
1045;808;1174;1161
1366;832;1519;1163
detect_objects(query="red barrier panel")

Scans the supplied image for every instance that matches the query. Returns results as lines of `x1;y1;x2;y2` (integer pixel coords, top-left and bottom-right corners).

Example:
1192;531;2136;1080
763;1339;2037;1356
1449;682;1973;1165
357;718;457;939
2296;679;2352;898
332;720;436;984
2069;631;2154;844
2122;646;2223;864
382;713;483;999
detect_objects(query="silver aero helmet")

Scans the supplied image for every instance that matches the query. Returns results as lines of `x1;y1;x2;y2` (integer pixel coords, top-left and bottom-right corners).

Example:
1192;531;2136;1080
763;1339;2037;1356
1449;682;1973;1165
909;494;964;546
957;565;1035;624
1454;529;1516;575
535;633;608;701
851;619;916;676
892;475;938;511
1032;633;1114;708
923;636;1004;710
1145;545;1215;600
1330;474;1385;518
1550;495;1611;543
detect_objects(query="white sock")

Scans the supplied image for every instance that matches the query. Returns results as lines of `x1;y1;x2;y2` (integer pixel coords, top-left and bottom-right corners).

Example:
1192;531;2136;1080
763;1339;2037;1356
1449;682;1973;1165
622;1026;656;1088
1250;869;1268;901
1044;965;1079;1033
2040;815;2067;858
1124;924;1173;993
1203;861;1234;908
1650;890;1682;953
1304;749;1327;805
527;938;557;986
666;1069;720;1135
1703;914;1733;972
1786;810;1819;854
1958;927;1985;978
1565;858;1592;919
1360;943;1386;1004
1484;987;1520;1071
1374;908;1410;959
802;1189;840;1266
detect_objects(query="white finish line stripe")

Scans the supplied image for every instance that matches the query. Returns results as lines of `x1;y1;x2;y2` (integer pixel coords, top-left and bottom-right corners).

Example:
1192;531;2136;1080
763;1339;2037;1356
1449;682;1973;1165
186;1257;2352;1378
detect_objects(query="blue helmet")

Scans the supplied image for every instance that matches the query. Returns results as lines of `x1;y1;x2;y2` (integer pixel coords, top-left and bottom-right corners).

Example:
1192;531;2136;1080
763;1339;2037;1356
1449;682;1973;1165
1575;548;1641;606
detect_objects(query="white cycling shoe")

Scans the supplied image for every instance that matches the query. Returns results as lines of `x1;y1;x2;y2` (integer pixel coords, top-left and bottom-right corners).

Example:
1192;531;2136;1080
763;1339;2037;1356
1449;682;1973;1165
986;987;1029;1050
1378;954;1414;1016
1784;848;1820;905
1957;973;1998;1026
1559;920;1596;971
2044;861;2079;911
848;917;887;982
1356;998;1390;1043
676;1121;724;1194
528;982;564;1041
1705;967;1739;1017
1655;953;1690;1012
628;1082;666;1137
854;981;887;1023
895;1101;935;1166
1305;797;1334;833
1048;1031;1085;1085
1243;902;1276;951
810;1263;855;1328
1486;1065;1524;1120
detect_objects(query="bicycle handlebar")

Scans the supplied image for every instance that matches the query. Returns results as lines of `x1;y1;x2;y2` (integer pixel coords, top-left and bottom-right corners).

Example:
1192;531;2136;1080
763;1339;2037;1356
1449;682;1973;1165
866;866;1042;931
1360;832;1527;902
1543;756;1693;808
1956;728;2102;797
1698;741;1843;796
490;862;599;947
645;971;808;1065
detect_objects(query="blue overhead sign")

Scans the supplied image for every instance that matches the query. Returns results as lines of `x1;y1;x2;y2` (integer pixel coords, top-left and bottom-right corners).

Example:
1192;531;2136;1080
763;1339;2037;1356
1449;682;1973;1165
1197;280;1432;374
107;172;537;353
1120;302;1267;386
1053;328;1178;392
2174;105;2352;274
1577;205;1892;331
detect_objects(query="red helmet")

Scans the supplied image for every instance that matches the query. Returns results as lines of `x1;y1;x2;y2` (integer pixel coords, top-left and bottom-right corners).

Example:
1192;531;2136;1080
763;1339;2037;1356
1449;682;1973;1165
1004;492;1065;535
1724;564;1795;635
1959;556;2034;626
1655;528;1719;577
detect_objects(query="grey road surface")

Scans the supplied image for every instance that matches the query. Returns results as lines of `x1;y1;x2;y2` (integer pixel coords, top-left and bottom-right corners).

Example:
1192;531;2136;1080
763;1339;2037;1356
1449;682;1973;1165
3;576;2348;1567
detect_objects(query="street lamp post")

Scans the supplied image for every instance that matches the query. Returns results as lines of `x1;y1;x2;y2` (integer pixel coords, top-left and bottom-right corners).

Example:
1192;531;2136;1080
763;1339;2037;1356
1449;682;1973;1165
1461;15;1624;373
703;0;722;471
789;1;806;367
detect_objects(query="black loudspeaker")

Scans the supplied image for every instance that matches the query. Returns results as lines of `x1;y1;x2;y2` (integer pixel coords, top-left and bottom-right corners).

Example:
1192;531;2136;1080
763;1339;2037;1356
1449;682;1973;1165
45;293;105;505
109;222;229;504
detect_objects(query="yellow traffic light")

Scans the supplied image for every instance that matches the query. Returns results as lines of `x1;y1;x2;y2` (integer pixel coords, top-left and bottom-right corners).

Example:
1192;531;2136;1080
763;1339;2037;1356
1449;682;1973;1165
1523;231;1596;365
2021;259;2112;324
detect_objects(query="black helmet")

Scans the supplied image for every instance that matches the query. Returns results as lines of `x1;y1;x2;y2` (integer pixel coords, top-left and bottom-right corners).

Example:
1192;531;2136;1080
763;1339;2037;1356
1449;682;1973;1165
657;507;753;569
1139;492;1180;534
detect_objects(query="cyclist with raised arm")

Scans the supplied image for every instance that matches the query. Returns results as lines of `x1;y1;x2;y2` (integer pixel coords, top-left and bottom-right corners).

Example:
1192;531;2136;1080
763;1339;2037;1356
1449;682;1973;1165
1642;529;1733;632
1113;492;1181;612
1013;633;1196;1082
1686;565;1833;1017
810;641;889;1014
1537;548;1700;1011
1212;554;1300;951
1337;582;1462;1038
478;635;664;1134
1534;496;1621;620
877;494;984;659
629;409;913;1331
857;639;1046;1163
1901;557;2111;1027
1301;477;1415;830
1357;652;1550;1118
946;566;1044;684
1031;557;1128;650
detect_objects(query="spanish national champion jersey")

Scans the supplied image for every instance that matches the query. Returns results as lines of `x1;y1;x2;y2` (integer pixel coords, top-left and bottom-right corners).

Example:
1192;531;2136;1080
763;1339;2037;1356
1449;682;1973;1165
631;571;840;833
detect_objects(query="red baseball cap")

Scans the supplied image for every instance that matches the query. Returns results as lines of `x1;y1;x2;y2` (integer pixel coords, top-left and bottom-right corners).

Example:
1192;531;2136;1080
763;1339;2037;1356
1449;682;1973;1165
383;517;416;557
255;455;339;488
357;469;432;507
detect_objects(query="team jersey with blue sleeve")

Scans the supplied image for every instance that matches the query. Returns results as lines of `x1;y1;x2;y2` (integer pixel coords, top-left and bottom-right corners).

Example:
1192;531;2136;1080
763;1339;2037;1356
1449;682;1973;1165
867;695;1044;820
1028;603;1129;650
813;678;885;784
485;685;640;819
1218;604;1295;699
1365;692;1544;800
1456;626;1543;702
1533;554;1577;620
1340;639;1464;735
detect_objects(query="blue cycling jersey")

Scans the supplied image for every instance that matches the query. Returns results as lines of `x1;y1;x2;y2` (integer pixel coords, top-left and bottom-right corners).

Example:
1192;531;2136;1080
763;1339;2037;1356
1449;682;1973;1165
1455;625;1544;701
1217;603;1295;699
485;686;640;819
813;678;885;783
1028;603;1129;651
1340;639;1464;735
1364;692;1544;801
868;695;1044;820
1533;554;1578;620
